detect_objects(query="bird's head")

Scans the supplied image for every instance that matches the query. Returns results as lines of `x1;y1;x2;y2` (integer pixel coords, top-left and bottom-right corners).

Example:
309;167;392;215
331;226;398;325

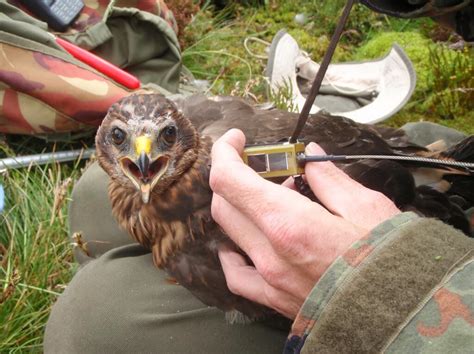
96;93;200;203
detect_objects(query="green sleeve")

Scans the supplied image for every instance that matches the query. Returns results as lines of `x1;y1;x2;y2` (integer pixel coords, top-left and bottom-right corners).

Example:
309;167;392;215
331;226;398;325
284;212;474;353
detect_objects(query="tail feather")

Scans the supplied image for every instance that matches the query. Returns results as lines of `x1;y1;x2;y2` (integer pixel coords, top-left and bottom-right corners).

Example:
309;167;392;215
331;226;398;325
445;175;474;205
406;186;472;237
443;136;474;162
436;136;474;205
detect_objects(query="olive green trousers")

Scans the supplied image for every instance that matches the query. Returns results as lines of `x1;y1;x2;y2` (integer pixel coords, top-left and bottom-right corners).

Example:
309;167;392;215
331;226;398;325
43;122;466;353
43;161;289;354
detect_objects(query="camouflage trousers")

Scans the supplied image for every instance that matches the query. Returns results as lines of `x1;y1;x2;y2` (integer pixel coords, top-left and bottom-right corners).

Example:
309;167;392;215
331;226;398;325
43;122;467;353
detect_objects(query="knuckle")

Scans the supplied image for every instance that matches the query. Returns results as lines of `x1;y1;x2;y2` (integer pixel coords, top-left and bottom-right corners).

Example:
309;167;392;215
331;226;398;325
257;259;280;284
371;190;389;203
263;285;281;306
256;259;288;290
262;284;293;316
365;190;392;209
225;275;242;296
267;217;298;254
360;190;400;220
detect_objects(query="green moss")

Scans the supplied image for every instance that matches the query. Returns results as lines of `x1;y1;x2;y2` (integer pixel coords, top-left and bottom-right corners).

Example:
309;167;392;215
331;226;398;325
355;33;473;130
423;45;474;119
287;30;350;62
355;32;433;95
182;4;472;134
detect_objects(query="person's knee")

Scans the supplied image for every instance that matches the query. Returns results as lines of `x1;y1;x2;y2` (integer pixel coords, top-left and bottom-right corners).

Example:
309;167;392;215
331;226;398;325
44;245;159;353
44;245;288;353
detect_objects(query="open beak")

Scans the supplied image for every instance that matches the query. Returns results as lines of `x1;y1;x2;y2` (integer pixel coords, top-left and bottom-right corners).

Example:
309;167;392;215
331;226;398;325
137;150;152;204
119;135;169;204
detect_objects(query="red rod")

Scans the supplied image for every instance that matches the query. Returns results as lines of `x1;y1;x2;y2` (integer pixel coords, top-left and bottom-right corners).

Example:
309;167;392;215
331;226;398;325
55;37;141;90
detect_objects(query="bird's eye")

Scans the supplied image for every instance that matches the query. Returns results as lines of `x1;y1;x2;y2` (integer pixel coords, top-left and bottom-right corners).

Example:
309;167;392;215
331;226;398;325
111;127;126;145
161;126;177;146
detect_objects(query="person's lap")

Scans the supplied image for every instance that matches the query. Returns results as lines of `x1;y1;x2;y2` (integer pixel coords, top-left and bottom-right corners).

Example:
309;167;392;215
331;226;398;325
44;163;288;354
44;244;288;353
43;122;466;353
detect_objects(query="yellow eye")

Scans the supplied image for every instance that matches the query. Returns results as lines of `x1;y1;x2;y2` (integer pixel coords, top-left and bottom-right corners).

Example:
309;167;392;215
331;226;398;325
161;126;177;146
111;127;126;145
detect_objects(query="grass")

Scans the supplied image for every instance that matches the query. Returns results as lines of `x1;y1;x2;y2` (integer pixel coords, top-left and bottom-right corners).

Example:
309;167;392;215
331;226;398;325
182;2;472;132
1;0;472;351
0;160;82;351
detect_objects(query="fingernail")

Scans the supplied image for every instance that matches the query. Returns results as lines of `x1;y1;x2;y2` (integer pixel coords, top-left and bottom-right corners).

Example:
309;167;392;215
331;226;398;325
306;142;325;155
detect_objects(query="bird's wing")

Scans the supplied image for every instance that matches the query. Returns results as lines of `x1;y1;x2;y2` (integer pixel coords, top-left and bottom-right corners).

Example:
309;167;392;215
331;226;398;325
177;95;473;236
177;95;426;156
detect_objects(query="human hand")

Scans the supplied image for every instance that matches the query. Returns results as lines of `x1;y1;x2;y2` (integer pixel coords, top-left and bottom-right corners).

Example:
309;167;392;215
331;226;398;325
210;129;400;319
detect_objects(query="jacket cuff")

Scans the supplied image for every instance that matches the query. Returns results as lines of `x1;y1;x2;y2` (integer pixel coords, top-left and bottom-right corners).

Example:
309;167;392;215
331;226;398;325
284;212;473;353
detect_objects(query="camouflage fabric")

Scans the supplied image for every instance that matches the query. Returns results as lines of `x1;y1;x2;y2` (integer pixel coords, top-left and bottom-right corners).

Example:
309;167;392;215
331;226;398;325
360;0;474;41
387;261;474;353
7;0;178;35
0;0;181;134
284;212;474;353
0;42;128;134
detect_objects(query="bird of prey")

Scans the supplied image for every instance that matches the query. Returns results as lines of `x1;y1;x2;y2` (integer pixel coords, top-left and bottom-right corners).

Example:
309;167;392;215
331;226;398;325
95;93;473;321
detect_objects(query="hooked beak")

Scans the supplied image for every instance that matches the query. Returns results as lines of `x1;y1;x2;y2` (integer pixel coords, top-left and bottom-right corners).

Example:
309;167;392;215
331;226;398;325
138;151;150;181
119;135;169;204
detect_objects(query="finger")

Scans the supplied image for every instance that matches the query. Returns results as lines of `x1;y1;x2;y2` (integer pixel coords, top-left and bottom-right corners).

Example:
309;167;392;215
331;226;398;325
210;132;364;257
213;190;361;283
218;249;300;319
210;128;275;205
210;129;305;210
282;177;297;190
211;193;275;264
213;195;313;295
213;194;323;293
304;143;400;229
211;139;333;247
211;131;295;191
211;128;246;163
213;176;339;258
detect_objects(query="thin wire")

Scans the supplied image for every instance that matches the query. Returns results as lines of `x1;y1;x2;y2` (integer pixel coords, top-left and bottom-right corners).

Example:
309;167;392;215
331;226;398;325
243;37;271;59
290;0;356;143
300;154;474;171
0;148;95;171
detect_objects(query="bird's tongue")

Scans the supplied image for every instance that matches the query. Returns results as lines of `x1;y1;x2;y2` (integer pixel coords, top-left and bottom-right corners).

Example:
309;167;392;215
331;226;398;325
120;156;169;203
138;156;169;203
140;183;151;204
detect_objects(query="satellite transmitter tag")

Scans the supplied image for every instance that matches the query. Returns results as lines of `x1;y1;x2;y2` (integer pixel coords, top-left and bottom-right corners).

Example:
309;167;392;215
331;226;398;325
243;142;305;178
241;0;474;179
242;0;356;179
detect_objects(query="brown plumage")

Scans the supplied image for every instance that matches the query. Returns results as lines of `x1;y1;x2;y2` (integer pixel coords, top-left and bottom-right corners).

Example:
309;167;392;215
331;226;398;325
96;93;473;321
96;94;274;321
